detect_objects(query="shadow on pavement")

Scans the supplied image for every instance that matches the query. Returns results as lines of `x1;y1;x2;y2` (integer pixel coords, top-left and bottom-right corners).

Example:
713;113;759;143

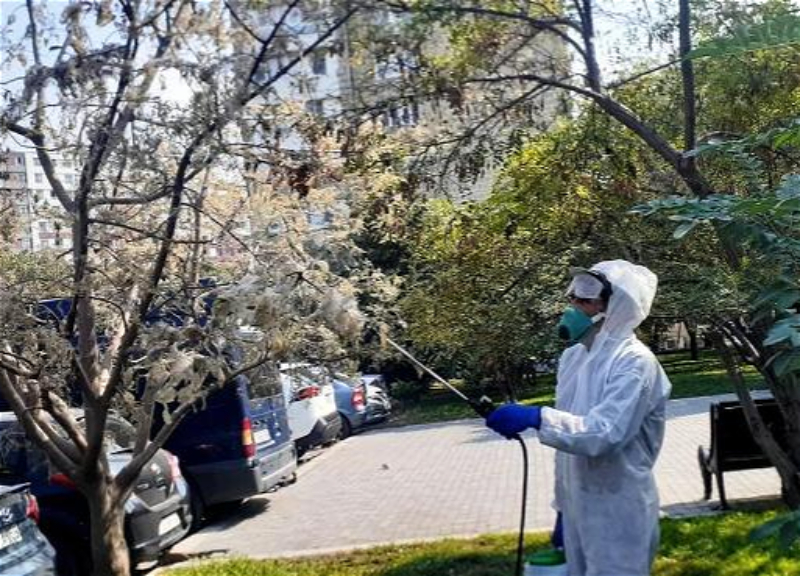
459;427;509;445
201;497;272;533
661;494;782;518
157;549;230;570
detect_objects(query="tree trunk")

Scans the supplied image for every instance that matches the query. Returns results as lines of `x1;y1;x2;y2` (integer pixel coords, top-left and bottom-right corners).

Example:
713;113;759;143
712;331;800;507
686;321;699;361
651;320;662;353
87;480;130;576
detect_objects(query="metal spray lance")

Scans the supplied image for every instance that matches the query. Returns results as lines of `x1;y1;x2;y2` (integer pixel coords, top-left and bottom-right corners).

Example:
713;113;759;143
383;336;530;576
384;338;496;418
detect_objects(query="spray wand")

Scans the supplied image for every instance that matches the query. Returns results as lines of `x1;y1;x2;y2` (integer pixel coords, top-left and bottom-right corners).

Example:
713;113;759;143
384;336;530;576
385;338;496;418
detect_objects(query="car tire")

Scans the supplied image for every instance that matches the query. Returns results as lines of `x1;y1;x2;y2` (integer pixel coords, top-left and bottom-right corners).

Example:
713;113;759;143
295;441;306;459
188;481;206;533
338;414;352;439
207;499;244;520
52;536;91;576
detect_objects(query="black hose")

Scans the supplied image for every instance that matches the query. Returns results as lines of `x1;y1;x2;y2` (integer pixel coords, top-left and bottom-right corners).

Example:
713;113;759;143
515;435;529;576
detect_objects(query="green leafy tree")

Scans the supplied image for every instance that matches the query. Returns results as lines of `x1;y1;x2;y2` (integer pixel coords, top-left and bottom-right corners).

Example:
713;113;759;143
399;107;741;392
624;0;800;514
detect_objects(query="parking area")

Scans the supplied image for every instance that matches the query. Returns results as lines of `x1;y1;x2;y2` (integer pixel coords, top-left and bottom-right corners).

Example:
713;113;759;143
172;394;781;561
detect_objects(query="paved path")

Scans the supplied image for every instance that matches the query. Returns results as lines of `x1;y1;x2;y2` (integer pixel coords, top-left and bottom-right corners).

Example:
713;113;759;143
172;393;780;560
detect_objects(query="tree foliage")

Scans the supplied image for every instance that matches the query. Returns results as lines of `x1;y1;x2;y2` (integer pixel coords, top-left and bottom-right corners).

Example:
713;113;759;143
630;3;800;516
399;113;732;392
0;1;376;574
368;0;800;403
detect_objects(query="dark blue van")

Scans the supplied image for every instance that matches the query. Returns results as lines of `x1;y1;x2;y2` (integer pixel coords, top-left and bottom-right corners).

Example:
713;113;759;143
160;373;297;527
36;297;297;530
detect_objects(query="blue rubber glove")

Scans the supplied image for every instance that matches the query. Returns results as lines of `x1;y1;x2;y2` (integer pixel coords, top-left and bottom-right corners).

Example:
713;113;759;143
486;403;541;439
551;512;564;549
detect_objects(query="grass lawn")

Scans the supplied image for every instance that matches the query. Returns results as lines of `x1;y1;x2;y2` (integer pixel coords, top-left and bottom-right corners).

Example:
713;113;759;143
388;350;765;427
164;510;798;576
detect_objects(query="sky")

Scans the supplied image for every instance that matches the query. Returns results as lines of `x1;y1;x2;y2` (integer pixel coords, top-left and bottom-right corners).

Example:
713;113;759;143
0;0;679;151
0;0;677;80
594;0;676;79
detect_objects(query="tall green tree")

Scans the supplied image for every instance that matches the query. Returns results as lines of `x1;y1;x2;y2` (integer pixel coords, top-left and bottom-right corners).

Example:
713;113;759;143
400;112;733;391
363;0;800;507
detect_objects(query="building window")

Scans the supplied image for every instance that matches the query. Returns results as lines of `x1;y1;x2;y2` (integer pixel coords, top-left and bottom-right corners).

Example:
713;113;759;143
35;173;43;184
307;211;333;229
382;102;420;128
375;49;418;82
305;99;324;115
295;75;318;95
311;52;326;75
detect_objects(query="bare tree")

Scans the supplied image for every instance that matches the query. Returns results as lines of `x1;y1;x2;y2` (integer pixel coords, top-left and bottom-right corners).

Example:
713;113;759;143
0;1;366;574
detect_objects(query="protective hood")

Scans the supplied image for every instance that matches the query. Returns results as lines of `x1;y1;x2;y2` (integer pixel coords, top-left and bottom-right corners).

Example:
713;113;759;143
590;260;657;338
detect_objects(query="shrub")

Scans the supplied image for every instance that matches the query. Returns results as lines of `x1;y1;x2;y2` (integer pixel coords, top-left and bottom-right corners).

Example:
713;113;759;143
391;380;429;402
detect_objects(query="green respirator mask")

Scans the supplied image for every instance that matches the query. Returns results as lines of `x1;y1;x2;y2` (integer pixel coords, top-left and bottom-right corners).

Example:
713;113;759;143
557;269;613;345
557;306;594;345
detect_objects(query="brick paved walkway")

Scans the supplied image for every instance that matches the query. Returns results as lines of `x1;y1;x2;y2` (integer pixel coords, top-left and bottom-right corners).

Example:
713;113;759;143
172;393;780;560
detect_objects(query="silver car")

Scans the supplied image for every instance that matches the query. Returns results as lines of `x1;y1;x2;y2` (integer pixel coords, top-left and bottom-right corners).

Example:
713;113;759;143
0;483;55;575
361;375;392;425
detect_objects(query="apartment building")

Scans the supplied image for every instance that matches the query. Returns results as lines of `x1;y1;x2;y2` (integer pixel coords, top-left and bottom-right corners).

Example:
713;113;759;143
249;2;566;201
0;150;75;252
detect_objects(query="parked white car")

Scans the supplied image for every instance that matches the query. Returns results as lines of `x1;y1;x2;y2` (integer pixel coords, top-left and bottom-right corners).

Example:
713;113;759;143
280;364;342;455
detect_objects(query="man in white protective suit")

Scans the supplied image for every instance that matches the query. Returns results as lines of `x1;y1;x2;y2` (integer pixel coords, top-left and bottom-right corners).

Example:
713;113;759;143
487;260;672;576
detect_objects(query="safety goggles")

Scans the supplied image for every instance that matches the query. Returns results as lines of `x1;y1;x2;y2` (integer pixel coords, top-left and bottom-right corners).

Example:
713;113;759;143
567;294;598;305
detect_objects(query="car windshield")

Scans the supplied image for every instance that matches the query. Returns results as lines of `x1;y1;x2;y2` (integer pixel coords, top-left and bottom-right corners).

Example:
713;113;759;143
282;365;327;389
102;415;137;451
60;413;136;452
333;373;357;386
0;412;140;485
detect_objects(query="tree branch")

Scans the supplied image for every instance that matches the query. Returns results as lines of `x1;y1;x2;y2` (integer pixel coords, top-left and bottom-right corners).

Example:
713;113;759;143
0;369;79;476
606;58;681;90
114;396;197;496
44;389;88;455
88;185;172;207
1;122;76;211
577;0;601;90
88;217;210;244
465;73;683;170
679;0;697;153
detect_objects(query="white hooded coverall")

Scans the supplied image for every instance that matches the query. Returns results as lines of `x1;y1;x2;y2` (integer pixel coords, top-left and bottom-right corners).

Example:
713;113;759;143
537;260;672;576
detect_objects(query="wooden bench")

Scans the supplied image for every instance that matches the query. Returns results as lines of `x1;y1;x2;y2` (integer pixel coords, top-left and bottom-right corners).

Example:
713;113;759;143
697;398;785;509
